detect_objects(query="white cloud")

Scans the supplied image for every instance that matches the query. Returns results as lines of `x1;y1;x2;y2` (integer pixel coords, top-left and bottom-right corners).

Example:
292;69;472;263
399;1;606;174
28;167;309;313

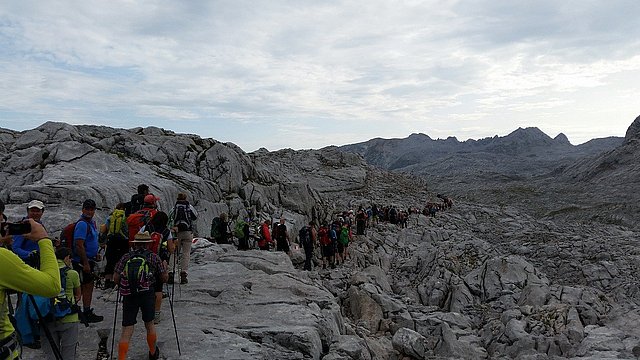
0;1;639;151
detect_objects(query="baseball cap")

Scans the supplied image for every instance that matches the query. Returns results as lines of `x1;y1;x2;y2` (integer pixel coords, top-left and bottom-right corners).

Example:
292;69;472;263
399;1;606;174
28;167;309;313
27;200;45;210
82;199;97;209
144;194;159;204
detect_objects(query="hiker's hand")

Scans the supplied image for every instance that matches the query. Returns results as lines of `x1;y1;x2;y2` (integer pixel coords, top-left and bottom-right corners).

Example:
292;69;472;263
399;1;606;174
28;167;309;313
25;219;49;242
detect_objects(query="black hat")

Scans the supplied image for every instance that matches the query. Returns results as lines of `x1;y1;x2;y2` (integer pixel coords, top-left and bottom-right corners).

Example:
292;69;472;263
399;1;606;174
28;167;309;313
82;199;97;209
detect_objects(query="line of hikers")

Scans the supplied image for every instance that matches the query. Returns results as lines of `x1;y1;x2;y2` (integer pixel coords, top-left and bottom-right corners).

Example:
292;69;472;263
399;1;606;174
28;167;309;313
0;183;199;360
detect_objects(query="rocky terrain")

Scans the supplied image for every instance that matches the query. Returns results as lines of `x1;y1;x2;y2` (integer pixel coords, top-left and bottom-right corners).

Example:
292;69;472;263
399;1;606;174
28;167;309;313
339;117;640;231
3;119;640;359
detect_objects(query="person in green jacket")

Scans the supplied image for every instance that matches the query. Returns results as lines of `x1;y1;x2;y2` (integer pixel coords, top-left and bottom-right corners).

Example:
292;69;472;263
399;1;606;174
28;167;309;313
0;199;61;360
40;247;81;360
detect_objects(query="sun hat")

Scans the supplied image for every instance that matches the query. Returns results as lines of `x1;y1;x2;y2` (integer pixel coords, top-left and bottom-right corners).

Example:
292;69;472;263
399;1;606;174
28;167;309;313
133;231;153;243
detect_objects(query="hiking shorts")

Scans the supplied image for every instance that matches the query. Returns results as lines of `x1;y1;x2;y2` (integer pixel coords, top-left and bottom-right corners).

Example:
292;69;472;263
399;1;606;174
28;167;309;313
122;292;155;326
72;260;96;285
322;244;335;258
276;239;290;253
154;277;163;293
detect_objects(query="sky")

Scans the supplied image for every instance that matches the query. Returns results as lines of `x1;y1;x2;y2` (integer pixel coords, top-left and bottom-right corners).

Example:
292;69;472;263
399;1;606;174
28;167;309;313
0;1;639;152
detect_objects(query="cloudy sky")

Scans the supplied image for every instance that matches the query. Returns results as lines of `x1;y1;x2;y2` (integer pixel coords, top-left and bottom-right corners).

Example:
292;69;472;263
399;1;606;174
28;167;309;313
1;1;639;151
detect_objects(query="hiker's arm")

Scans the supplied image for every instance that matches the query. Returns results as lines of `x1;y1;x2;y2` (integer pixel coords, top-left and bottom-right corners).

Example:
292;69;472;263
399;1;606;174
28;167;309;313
75;239;90;273
11;234;30;259
0;220;60;297
73;286;81;303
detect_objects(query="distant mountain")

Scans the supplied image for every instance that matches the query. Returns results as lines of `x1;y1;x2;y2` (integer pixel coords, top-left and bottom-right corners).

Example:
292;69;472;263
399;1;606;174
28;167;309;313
339;126;623;177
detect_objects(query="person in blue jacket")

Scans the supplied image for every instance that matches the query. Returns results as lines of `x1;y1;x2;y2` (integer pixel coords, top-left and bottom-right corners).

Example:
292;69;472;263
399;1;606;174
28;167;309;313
12;200;46;260
71;199;103;323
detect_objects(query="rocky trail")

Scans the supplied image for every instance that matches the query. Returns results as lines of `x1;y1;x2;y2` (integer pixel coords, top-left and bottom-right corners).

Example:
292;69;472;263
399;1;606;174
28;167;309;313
5;121;640;359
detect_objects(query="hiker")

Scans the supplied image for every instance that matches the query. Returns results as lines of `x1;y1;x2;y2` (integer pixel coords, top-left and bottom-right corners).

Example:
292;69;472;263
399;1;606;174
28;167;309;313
355;208;366;236
338;222;352;262
332;221;343;265
257;219;274;250
211;212;230;244
300;222;316;271
274;218;290;255
144;211;173;322
103;203;129;289
71;199;103;323
114;231;167;360
11;200;46;261
126;194;159;247
0;198;61;360
125;184;149;217
235;217;250;251
318;223;334;269
169;193;197;285
39;247;81;360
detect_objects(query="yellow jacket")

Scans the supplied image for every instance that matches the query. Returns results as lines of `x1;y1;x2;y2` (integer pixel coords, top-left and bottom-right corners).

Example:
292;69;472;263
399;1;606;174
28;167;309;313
0;239;61;341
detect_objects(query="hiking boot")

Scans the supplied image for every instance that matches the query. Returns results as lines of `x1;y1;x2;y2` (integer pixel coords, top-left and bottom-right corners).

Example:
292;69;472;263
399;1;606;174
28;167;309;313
167;272;174;284
149;345;160;360
180;272;188;284
84;308;104;323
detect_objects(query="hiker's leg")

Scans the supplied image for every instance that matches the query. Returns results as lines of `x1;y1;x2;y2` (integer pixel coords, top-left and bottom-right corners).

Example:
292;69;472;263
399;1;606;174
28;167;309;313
144;321;158;355
40;321;60;360
59;322;78;360
178;231;193;273
81;281;94;309
118;325;134;359
141;293;158;355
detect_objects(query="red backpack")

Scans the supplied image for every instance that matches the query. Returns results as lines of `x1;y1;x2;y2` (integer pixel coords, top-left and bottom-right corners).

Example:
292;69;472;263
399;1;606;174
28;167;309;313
126;209;158;246
59;218;91;251
318;226;331;246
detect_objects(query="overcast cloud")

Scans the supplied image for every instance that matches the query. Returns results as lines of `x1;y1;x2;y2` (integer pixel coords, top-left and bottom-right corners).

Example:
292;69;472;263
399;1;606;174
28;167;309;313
1;1;639;151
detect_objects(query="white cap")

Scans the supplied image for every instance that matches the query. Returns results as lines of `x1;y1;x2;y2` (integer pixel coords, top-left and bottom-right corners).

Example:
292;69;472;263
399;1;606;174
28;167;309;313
27;200;45;210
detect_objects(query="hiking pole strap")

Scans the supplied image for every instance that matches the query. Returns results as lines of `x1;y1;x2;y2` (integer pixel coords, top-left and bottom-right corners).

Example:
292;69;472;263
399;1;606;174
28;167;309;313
28;295;63;360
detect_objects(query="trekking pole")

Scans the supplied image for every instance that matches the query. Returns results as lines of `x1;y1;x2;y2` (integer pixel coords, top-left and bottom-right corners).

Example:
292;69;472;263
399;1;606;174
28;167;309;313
110;290;120;360
168;282;182;355
27;295;63;360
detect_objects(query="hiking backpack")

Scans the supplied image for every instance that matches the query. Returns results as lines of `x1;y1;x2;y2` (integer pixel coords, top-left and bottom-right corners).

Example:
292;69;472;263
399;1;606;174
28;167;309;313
339;227;350;245
59;218;91;252
318;227;331;246
108;209;127;237
124;193;146;217
50;267;77;319
126;209;156;244
299;226;312;247
234;220;247;239
119;253;153;296
173;203;193;232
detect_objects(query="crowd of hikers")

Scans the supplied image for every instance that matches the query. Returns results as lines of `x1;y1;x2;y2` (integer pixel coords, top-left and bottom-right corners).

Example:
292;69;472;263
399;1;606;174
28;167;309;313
0;184;199;360
0;182;453;360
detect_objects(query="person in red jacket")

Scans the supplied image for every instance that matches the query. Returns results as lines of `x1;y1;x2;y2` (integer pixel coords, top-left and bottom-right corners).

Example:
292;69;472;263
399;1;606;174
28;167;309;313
257;219;274;250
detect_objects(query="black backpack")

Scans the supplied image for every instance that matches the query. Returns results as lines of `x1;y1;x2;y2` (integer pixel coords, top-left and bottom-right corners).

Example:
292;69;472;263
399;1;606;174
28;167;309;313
125;194;146;217
49;267;78;320
173;203;193;232
120;253;153;296
299;226;312;247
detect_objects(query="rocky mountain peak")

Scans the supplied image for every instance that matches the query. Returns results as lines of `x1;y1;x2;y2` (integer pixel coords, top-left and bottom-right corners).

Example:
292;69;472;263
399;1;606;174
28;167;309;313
503;127;553;145
553;132;571;145
624;114;640;144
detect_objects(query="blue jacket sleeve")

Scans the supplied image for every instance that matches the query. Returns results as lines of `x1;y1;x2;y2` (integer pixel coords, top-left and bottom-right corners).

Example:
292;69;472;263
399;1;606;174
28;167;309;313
12;235;30;260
